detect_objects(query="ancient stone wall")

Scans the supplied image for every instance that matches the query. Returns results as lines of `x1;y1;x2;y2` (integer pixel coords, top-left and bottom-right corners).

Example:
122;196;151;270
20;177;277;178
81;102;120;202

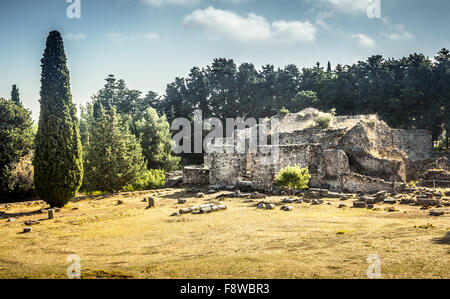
250;144;323;189
392;129;432;161
205;153;246;186
182;166;210;186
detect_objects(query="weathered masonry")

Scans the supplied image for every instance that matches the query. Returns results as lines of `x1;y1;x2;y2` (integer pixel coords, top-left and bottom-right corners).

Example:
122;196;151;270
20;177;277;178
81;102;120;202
202;108;439;193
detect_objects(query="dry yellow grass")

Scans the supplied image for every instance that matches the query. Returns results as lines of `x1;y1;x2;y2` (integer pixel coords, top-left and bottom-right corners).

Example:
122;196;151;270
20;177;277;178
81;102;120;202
0;188;449;279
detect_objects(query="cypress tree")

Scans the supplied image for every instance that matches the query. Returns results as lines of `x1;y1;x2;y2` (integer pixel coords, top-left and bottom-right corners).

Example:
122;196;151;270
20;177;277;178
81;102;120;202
34;31;83;208
11;85;21;105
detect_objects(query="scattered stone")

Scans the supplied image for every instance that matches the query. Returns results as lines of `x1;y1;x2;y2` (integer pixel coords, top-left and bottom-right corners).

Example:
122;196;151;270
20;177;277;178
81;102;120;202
307;191;321;199
295;199;303;204
367;204;374;209
257;203;265;209
420;205;431;210
265;203;276;210
361;196;376;204
401;197;416;205
384;198;397;205
429;210;445;217
250;192;266;199
197;193;205;198
353;201;367;208
8;218;16;222
170;212;180;217
147;197;155;208
209;185;221;191
302;198;311;204
311;199;323;205
208;189;216;194
281;206;293;211
327;192;342;199
416;198;440;206
178;198;187;204
338;204;347;208
23;227;33;233
142;198;148;202
24;220;40;226
318;189;329;197
54;208;61;213
236;181;255;191
282;198;295;204
179;208;192;214
117;200;124;205
386;207;398;212
374;191;388;202
48;209;55;219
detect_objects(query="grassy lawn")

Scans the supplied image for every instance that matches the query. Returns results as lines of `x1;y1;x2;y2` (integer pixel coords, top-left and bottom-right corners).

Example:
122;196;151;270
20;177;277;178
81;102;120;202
0;188;449;279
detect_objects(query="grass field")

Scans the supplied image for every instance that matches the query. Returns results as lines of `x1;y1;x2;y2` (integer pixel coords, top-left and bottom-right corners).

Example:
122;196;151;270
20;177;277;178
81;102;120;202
0;188;449;279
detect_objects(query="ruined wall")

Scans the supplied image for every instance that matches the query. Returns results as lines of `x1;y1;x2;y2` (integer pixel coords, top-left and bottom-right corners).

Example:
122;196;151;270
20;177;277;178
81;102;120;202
280;128;346;149
392;129;432;161
250;144;323;189
205;152;246;186
182;166;210;185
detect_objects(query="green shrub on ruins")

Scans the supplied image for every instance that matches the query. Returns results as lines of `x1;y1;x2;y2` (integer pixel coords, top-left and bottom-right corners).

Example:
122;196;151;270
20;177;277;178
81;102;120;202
315;112;333;129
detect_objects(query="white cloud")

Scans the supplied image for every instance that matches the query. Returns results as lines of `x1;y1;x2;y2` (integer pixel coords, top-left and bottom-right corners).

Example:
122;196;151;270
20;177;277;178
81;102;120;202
352;33;375;48
141;0;248;7
64;33;86;41
106;31;160;42
183;7;316;44
326;0;369;14
141;0;200;6
387;25;415;41
388;32;414;41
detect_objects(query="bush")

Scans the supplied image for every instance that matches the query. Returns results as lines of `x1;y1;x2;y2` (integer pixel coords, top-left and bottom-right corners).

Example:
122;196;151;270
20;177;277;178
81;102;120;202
123;169;166;191
279;107;289;117
315;112;333;129
275;166;311;196
0;155;34;202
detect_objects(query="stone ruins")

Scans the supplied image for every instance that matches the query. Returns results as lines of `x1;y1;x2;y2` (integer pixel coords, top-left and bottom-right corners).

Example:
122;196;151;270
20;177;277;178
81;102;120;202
182;108;449;193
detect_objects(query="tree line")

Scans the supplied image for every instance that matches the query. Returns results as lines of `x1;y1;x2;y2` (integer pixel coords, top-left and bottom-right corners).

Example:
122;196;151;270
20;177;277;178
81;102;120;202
160;51;449;145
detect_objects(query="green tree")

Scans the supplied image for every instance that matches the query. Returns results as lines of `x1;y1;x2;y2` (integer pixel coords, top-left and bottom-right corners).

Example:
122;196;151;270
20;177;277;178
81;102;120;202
0;98;35;200
276;166;311;196
11;85;21;105
83;104;147;193
135;107;180;171
34;31;83;208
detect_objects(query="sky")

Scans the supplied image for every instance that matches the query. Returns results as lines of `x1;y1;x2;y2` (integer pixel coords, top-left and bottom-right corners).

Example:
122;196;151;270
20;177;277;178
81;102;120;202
0;0;449;120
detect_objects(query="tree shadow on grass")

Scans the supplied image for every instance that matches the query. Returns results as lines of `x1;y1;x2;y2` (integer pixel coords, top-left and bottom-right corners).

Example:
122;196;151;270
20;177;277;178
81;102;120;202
432;232;450;245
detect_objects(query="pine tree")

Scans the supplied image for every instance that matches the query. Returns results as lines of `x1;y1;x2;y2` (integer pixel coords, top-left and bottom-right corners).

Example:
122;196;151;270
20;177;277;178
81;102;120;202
11;85;21;105
135;107;180;171
84;104;147;193
34;31;83;208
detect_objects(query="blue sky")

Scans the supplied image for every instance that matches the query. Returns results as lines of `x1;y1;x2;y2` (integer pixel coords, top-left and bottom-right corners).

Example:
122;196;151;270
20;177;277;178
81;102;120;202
0;0;449;120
